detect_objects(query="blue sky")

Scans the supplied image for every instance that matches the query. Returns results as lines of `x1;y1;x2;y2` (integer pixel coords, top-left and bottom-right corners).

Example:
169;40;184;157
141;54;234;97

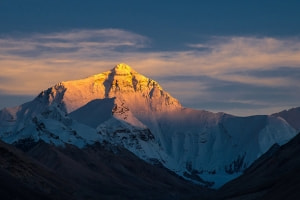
0;0;300;116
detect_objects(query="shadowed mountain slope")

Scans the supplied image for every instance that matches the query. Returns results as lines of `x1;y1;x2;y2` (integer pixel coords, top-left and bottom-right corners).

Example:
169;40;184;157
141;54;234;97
13;140;211;200
0;140;75;200
214;132;300;200
272;107;300;131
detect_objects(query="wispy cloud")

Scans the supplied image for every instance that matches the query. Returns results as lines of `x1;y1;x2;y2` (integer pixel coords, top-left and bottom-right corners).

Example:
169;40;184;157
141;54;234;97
0;29;149;58
1;29;300;115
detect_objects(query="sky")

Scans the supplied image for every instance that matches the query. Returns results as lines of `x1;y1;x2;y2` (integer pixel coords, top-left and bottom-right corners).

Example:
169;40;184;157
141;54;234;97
0;0;300;116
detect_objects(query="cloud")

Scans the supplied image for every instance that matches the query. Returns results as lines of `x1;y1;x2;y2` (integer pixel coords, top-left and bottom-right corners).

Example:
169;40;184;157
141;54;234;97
1;29;300;115
0;29;149;59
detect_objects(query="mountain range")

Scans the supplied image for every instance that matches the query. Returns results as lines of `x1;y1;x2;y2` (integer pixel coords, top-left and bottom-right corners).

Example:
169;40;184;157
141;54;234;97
0;63;299;198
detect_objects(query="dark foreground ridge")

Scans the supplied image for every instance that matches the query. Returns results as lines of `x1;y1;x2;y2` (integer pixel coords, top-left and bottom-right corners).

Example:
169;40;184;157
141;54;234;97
1;139;212;200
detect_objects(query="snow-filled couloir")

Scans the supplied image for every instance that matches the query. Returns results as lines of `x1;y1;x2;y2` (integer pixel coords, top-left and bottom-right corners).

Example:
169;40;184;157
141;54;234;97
0;63;297;188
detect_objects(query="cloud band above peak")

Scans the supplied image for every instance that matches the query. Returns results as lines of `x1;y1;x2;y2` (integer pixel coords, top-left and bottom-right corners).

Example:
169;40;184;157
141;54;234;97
1;29;300;115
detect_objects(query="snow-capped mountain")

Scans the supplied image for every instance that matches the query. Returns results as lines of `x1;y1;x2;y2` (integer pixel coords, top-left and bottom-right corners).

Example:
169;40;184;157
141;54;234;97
0;63;297;188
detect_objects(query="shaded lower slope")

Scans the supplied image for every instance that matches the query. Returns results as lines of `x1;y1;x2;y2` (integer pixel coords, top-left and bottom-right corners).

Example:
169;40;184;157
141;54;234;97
17;140;211;200
214;132;300;200
0;140;75;200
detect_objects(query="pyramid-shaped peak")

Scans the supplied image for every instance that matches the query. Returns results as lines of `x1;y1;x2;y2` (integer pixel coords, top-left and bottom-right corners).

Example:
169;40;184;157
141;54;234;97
39;63;182;113
112;63;135;75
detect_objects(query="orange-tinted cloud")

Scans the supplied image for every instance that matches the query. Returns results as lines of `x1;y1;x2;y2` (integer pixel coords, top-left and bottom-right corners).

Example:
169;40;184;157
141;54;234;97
1;29;300;115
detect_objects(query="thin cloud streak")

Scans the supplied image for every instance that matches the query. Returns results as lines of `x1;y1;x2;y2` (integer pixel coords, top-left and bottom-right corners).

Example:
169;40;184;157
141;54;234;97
0;29;300;115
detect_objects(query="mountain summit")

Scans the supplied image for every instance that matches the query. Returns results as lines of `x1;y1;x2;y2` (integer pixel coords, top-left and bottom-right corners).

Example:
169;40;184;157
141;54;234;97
0;63;297;188
40;63;181;114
